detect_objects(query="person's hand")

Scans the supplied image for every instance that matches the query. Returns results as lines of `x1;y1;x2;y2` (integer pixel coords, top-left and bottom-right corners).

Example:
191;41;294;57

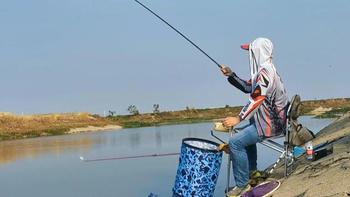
217;143;230;154
223;116;240;128
220;65;233;76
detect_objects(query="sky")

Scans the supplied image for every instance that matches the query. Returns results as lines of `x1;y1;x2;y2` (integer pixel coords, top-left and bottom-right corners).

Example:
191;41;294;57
0;0;349;115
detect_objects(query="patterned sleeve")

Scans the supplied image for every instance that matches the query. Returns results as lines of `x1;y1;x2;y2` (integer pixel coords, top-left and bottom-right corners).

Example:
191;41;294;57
239;69;270;120
227;73;252;94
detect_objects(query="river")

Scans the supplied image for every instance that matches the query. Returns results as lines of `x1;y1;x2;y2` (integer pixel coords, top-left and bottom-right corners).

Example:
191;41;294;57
0;116;333;197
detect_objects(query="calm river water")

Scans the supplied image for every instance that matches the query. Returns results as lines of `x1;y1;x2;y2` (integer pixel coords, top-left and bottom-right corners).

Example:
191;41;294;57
0;117;333;197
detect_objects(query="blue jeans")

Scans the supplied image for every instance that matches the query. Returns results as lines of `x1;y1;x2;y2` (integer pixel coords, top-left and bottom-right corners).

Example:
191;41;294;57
229;123;261;187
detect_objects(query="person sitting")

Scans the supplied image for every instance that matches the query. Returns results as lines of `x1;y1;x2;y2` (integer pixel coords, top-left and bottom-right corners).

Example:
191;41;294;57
219;38;289;196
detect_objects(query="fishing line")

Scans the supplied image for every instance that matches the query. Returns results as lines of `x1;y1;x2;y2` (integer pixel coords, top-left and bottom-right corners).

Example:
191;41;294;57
134;0;222;69
79;152;179;162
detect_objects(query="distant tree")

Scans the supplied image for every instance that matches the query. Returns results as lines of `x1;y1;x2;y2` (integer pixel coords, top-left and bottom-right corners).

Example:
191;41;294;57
225;104;230;108
108;110;116;117
153;104;160;114
127;105;139;115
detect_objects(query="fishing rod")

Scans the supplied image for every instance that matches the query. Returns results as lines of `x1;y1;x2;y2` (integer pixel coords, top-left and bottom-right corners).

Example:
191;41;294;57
79;152;179;162
134;0;222;69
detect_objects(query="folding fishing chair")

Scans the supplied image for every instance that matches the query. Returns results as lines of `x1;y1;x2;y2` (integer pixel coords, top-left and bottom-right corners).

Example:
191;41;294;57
259;94;301;176
217;94;302;193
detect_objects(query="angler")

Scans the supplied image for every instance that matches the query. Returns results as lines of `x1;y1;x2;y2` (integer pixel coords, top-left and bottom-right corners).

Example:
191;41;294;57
219;38;289;196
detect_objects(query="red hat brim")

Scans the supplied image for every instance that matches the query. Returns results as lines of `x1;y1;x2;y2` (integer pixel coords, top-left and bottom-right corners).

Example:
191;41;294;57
240;44;250;51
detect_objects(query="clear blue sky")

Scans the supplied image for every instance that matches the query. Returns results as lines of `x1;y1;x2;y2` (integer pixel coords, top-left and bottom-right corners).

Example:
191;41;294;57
0;0;349;115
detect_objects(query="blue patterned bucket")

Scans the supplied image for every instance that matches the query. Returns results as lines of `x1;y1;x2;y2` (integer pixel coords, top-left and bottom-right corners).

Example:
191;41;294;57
173;138;223;197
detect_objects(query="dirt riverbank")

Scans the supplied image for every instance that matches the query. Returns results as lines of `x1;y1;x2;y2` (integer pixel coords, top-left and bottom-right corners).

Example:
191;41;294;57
270;113;350;196
66;125;122;134
0;113;121;140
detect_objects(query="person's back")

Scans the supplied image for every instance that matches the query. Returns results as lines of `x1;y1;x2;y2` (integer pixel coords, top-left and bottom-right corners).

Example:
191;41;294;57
254;62;289;137
268;65;289;135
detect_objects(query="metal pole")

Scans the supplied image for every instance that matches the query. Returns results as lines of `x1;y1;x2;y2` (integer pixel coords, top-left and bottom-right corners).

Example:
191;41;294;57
226;154;231;193
226;128;234;194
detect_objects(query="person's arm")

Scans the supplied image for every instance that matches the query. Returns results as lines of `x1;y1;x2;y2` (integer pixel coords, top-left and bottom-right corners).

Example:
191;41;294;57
223;86;266;128
227;73;252;94
239;69;270;121
221;65;252;93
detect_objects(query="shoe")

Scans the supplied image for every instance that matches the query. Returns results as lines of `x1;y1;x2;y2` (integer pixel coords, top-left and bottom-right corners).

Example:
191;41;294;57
249;170;268;179
226;184;251;197
249;170;268;187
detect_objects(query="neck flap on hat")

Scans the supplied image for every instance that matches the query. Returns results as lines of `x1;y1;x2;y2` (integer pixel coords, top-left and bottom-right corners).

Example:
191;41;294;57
248;38;274;80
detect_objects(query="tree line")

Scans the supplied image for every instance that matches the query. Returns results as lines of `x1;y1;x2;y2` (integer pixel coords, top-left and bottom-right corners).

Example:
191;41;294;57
107;104;160;117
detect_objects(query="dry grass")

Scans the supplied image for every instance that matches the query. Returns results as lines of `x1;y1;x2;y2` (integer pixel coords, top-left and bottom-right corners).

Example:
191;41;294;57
108;106;242;128
302;98;350;115
0;113;112;140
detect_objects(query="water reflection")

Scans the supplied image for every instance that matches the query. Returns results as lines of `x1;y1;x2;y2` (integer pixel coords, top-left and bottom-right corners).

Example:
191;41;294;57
0;116;333;166
155;127;162;148
128;132;141;149
0;135;102;165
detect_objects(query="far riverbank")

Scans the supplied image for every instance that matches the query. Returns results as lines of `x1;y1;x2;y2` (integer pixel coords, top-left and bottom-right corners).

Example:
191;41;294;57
0;97;349;141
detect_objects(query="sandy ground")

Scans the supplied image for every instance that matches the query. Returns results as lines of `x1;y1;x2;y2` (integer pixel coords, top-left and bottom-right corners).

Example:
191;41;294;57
309;106;333;116
66;125;122;134
270;113;350;197
273;152;350;197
